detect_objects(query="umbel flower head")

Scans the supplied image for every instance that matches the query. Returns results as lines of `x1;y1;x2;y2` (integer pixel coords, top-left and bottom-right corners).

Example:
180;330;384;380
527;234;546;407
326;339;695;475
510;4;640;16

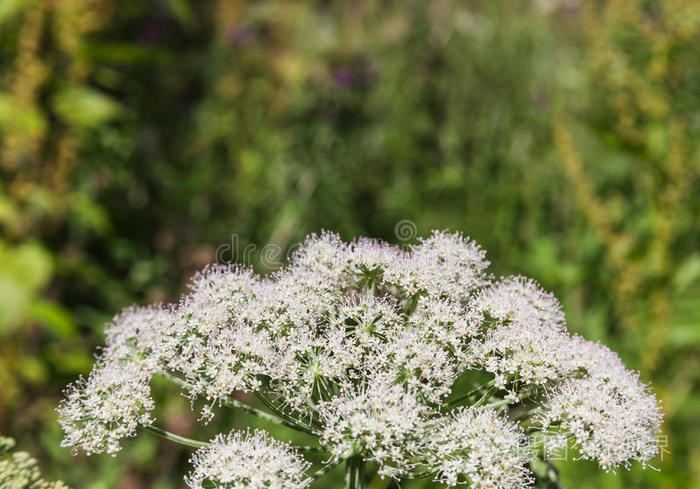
427;407;533;488
58;230;663;488
185;430;309;489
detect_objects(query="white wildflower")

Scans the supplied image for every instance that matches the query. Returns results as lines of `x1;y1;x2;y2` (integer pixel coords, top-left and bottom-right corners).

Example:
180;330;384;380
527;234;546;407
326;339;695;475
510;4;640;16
267;294;403;415
426;407;533;488
384;230;489;300
409;296;479;356
347;237;404;284
102;305;175;368
318;379;431;477
286;231;352;292
467;321;578;391
58;230;662;486
185;430;309;489
164;265;273;402
471;276;565;332
383;327;458;403
57;360;155;455
539;340;663;470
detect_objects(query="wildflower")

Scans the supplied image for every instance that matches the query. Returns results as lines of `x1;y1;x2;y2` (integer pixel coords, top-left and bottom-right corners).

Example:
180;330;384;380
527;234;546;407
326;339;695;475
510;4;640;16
0;435;70;489
426;407;533;488
409;296;479;356
467;321;577;392
58;360;155;455
185;430;309;489
538;340;663;470
383;326;458;403
58;230;662;486
318;378;431;478
470;275;566;332
384;230;489;300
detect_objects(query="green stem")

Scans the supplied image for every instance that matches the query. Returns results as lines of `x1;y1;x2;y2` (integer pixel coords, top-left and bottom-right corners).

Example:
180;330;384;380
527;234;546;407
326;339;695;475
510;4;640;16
345;455;365;489
409;469;436;479
162;373;316;436
444;379;496;408
483;398;511;410
221;394;316;435
473;385;498;408
296;445;329;453
302;457;345;487
254;392;318;435
143;425;209;449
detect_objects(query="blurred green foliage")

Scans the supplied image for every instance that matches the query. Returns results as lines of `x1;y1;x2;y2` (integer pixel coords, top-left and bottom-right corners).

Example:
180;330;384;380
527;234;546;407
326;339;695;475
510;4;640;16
0;0;698;488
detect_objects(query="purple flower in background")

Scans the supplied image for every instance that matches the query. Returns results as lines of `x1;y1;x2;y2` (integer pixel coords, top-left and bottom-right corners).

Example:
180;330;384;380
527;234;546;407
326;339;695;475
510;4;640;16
330;59;376;89
332;67;356;87
139;18;169;46
229;24;257;47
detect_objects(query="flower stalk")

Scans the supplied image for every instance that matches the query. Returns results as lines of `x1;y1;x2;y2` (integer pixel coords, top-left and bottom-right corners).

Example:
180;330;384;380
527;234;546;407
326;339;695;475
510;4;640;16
143;425;209;449
163;373;316;436
345;455;365;489
302;457;345;487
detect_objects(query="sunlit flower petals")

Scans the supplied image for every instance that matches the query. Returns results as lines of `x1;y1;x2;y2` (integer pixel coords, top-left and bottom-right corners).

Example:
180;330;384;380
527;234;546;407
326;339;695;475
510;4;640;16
318;379;431;477
57;361;155;455
427;407;533;488
471;276;565;332
58;229;662;482
467;321;578;389
186;430;309;489
539;340;663;470
384;230;489;301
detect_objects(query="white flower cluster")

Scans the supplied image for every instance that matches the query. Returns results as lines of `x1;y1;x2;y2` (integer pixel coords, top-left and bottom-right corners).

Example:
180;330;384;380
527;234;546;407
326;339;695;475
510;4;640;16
58;360;155;455
318;379;430;478
185;430;309;489
58;230;663;487
537;340;663;470
427;407;533;488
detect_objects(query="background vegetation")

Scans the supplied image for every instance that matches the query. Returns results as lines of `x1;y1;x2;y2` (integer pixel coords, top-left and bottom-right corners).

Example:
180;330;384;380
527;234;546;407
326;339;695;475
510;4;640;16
0;0;698;488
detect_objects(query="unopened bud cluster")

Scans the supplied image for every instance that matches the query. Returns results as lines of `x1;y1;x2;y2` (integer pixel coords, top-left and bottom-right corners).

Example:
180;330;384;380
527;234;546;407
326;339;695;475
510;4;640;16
1;435;69;489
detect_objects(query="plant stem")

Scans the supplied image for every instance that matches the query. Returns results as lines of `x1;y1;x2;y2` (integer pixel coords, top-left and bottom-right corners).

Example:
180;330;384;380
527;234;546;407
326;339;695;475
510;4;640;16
295;445;329;453
161;372;316;436
444;379;496;408
254;392;318;435
345;455;365;489
302;457;345;487
473;385;498;408
483;398;511;410
221;394;316;435
143;425;209;449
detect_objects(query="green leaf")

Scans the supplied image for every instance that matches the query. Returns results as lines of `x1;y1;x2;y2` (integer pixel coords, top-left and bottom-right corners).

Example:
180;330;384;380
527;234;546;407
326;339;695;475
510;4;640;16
53;86;121;128
0;241;53;333
0;94;46;136
0;0;30;26
166;0;197;30
29;300;76;338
